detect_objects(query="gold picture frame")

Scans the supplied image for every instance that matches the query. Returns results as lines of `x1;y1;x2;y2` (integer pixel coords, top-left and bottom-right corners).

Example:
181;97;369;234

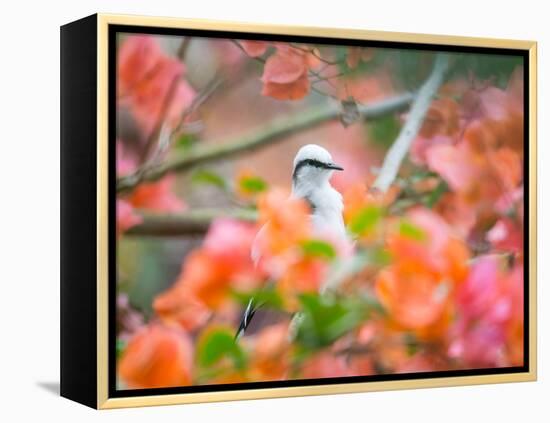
60;13;537;409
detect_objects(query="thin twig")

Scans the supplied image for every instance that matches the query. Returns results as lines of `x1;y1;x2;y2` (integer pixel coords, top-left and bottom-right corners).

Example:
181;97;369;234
176;37;191;60
310;85;340;100
126;208;258;236
372;54;450;193
138;75;225;175
117;92;414;193
139;74;181;163
289;44;342;65
172;76;224;137
231;40;267;63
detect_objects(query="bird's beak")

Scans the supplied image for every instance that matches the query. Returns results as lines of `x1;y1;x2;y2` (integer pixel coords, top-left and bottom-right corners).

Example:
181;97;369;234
326;162;344;171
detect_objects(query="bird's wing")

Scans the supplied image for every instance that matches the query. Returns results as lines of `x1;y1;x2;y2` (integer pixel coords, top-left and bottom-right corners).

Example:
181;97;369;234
251;222;268;267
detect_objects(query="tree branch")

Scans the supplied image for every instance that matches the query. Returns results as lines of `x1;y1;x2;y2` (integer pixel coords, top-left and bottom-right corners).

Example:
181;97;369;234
372;54;450;193
126;208;258;236
117;93;414;193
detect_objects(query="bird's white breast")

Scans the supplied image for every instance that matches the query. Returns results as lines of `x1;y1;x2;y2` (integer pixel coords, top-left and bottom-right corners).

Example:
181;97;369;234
307;184;347;241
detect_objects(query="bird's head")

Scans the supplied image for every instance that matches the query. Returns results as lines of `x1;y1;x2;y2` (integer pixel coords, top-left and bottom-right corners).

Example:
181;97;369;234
292;144;344;188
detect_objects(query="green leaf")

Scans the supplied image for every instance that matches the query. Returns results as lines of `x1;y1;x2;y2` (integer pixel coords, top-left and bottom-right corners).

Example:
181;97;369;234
369;247;392;266
239;176;268;194
191;169;227;189
295;294;374;350
300;239;336;260
232;285;283;310
197;327;247;370
404;333;419;356
424;180;448;208
116;339;126;358
368;114;401;148
348;206;383;236
175;133;198;151
398;220;426;241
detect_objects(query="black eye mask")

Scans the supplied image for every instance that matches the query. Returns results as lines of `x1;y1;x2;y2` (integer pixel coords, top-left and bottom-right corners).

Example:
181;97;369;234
292;158;344;182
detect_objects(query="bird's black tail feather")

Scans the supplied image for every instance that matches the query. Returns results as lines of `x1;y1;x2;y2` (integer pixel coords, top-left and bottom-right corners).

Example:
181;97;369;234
235;298;258;340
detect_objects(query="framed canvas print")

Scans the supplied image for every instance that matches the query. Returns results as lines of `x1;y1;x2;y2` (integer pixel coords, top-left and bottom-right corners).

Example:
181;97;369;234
60;13;537;409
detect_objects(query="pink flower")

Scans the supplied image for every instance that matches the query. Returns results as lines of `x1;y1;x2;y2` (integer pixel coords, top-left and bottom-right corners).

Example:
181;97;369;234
116;140;137;176
448;321;507;368
450;255;524;367
410;134;453;166
203;218;262;292
329;149;373;193
456;255;500;321
116;199;142;237
426;143;479;192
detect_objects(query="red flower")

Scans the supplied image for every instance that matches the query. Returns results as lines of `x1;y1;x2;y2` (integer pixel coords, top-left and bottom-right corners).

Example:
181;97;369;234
127;174;185;213
118;35;195;134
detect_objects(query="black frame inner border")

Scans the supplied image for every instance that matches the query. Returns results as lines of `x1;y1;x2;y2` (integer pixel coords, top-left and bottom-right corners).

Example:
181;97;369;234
107;23;531;399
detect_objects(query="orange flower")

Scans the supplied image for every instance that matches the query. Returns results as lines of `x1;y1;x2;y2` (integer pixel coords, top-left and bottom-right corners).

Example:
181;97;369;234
375;208;469;336
251;323;291;381
119;324;193;389
162;219;261;311
277;258;328;310
343;181;399;225
256;188;311;258
153;284;211;331
179;250;231;310
376;266;449;331
387;208;470;282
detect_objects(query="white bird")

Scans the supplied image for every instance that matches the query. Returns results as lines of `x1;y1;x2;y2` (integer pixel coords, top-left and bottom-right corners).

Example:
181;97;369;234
236;144;346;339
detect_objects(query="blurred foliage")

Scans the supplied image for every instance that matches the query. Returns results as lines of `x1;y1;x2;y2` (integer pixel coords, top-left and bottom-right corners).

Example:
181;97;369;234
295;294;375;350
300;239;337;261
197;327;248;370
368;114;402;148
192;169;228;190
